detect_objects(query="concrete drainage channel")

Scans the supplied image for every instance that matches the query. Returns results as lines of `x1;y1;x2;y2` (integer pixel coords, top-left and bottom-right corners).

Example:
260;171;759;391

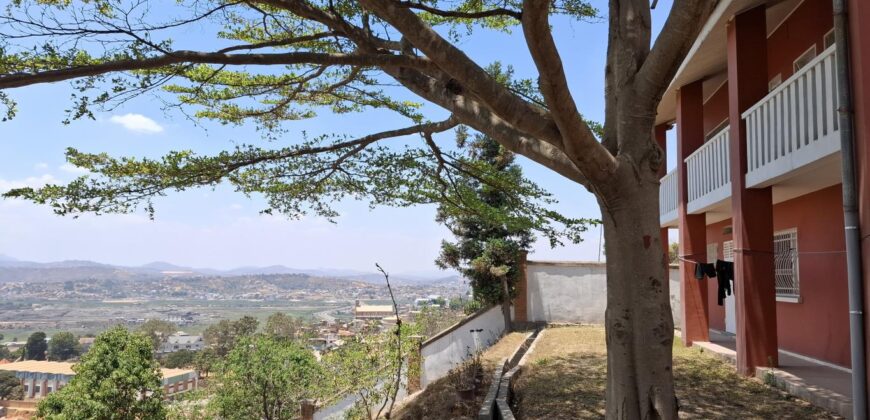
478;329;544;420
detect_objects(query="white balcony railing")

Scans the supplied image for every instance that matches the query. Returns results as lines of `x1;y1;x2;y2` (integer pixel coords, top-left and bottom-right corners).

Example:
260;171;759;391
659;169;678;227
685;126;731;213
742;44;841;188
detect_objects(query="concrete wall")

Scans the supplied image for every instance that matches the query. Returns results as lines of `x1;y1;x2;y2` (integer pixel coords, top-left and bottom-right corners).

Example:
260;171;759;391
419;305;505;388
523;261;681;326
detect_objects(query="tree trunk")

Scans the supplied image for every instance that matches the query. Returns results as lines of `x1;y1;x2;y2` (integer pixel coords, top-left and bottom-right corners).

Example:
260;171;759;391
501;276;513;333
599;159;677;420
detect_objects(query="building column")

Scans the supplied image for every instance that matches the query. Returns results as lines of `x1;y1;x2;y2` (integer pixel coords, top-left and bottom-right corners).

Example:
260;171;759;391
727;5;778;376
676;81;709;346
513;251;529;324
655;124;672;271
848;0;870;401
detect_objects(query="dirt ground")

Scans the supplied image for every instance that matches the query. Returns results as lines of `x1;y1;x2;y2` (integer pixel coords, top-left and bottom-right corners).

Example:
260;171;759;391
514;326;841;420
392;331;530;420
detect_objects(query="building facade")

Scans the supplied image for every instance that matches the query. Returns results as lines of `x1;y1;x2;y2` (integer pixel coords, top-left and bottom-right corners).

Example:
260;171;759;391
655;0;870;405
159;333;204;354
0;360;198;400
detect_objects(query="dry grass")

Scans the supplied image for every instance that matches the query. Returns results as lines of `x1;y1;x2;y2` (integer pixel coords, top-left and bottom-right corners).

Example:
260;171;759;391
393;331;529;420
515;326;840;420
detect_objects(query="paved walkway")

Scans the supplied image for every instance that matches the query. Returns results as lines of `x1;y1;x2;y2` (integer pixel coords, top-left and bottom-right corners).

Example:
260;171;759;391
694;330;853;418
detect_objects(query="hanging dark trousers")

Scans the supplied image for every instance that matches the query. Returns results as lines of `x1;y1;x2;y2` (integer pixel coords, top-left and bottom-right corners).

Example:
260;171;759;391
715;259;735;306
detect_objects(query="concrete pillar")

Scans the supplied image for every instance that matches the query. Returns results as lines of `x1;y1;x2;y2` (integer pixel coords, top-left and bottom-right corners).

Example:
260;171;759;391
513;251;529;324
655;124;672;271
848;0;870;398
676;81;709;346
300;399;316;420
406;335;423;393
727;5;779;376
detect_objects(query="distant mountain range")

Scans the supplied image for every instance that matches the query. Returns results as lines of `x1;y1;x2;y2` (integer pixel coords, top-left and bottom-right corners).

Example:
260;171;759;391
0;254;461;286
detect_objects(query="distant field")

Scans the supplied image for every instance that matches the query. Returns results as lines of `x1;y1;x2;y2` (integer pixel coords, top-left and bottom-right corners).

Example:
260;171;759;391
0;298;350;341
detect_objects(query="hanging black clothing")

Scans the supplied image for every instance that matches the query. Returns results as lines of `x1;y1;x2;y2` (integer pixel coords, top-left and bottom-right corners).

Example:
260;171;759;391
694;262;716;280
715;259;735;306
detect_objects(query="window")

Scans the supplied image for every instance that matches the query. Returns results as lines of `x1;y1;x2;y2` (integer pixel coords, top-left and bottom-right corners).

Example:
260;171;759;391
794;46;818;73
824;29;835;49
34;385;41;394
705;120;729;142
723;240;734;262
768;74;782;92
774;229;800;298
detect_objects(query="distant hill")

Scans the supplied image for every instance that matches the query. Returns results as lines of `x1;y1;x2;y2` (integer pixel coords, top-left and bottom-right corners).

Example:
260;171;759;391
0;256;460;285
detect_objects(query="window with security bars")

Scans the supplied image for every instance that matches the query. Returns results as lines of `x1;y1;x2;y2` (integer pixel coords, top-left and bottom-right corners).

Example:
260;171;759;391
723;240;734;262
774;229;800;297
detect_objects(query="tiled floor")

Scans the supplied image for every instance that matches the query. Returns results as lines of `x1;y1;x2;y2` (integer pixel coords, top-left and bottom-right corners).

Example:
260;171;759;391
698;330;854;418
707;330;852;397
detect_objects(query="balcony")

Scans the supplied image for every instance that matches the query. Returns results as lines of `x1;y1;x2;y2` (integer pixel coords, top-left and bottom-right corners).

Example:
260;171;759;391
659;169;678;227
686;126;731;214
659;44;845;229
742;44;841;188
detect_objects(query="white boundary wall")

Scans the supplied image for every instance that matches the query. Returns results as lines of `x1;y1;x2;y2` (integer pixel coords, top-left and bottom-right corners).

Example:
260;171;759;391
419;305;505;388
525;261;681;326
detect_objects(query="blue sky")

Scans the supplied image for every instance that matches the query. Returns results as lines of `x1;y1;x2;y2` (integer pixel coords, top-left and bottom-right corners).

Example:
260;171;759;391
0;1;677;274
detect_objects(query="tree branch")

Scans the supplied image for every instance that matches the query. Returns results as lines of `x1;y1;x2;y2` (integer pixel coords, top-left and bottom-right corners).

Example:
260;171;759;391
0;50;437;90
521;0;616;182
385;67;591;189
634;0;717;105
358;0;563;146
395;1;522;20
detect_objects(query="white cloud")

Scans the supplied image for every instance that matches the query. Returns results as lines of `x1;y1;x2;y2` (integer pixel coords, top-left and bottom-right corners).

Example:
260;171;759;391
108;113;164;134
59;163;90;175
0;174;61;192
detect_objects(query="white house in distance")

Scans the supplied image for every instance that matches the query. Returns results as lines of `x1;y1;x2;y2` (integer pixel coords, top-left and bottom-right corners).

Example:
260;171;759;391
159;332;204;354
352;300;395;320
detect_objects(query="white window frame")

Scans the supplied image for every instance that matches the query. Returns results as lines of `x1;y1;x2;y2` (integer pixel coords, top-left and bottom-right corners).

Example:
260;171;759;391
723;240;734;262
793;45;818;73
774;228;801;302
824;28;835;49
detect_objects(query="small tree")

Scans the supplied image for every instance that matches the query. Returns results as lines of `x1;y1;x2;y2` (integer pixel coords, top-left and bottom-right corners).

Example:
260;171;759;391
435;134;589;331
47;332;81;361
37;326;166;420
193;347;218;379
210;336;325;420
0;371;23;400
137;319;179;351
24;332;47;361
264;312;303;340
203;316;260;357
669;242;680;264
162;349;196;369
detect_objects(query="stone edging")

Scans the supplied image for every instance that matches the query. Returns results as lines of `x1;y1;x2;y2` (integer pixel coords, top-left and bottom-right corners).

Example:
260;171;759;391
477;330;540;420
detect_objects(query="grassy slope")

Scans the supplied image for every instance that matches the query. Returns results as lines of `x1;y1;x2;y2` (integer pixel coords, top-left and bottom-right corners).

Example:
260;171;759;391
515;326;840;419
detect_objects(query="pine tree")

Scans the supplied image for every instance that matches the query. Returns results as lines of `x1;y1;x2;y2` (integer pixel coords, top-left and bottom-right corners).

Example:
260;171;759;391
436;132;534;331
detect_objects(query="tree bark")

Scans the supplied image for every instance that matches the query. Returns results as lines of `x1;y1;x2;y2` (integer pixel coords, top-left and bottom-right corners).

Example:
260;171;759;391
501;276;513;333
599;152;676;420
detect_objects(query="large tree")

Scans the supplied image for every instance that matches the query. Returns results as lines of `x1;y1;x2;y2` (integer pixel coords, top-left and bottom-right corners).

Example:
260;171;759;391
37;326;166;420
0;371;23;400
435;132;586;331
0;0;717;417
47;331;81;361
203;316;260;356
137;319;179;351
210;336;325;420
23;332;47;361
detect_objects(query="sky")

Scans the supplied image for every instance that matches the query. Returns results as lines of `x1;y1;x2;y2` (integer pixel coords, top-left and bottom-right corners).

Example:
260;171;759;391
0;0;678;274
